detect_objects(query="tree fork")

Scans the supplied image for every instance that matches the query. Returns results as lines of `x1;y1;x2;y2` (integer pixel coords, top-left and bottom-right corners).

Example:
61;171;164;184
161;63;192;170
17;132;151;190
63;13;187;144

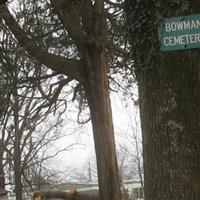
0;2;123;200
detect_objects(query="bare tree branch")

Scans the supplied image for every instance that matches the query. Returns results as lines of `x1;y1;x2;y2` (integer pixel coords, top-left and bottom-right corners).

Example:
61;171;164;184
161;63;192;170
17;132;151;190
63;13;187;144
0;4;82;81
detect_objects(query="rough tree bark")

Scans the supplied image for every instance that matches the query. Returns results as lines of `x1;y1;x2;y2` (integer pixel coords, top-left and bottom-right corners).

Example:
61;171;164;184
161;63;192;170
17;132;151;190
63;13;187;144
138;50;200;200
126;0;200;199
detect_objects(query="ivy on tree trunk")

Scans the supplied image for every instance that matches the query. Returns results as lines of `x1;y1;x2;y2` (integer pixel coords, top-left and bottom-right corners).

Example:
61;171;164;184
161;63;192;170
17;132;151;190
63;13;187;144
125;0;200;199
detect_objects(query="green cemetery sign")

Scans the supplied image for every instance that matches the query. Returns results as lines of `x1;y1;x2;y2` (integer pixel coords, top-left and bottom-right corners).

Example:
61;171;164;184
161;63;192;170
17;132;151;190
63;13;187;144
158;14;200;51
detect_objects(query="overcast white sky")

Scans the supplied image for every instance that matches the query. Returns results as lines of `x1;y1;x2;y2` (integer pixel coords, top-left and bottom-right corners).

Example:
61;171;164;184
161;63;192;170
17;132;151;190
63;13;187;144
47;87;141;176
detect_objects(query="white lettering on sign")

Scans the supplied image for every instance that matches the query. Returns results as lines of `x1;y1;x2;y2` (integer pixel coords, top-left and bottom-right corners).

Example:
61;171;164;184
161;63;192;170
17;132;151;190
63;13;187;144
158;15;200;51
165;19;200;32
163;33;200;46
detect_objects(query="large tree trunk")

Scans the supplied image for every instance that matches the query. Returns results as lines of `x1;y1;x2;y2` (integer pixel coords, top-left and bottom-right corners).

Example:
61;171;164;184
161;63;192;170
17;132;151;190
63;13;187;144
125;1;200;199
137;51;200;200
82;46;122;200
